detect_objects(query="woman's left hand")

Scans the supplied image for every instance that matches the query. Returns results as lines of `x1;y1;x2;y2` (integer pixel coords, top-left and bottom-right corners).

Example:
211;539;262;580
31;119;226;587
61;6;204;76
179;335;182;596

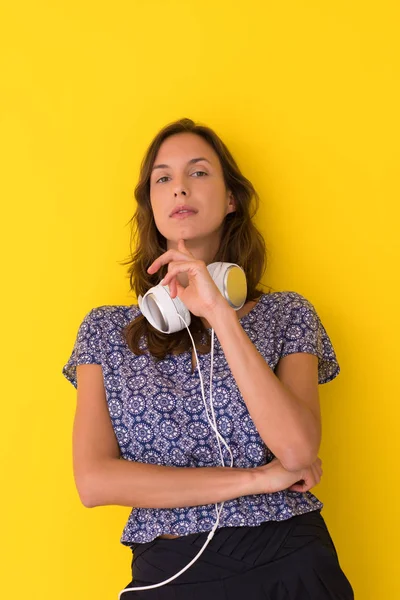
256;457;323;494
147;239;227;319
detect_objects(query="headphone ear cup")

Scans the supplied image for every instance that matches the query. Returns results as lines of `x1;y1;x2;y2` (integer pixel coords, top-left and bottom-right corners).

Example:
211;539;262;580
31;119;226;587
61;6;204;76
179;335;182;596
207;262;247;310
138;262;247;333
138;285;191;334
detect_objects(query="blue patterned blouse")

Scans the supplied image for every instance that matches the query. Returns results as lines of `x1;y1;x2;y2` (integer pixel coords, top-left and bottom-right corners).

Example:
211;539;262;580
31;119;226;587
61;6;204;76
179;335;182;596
62;291;340;544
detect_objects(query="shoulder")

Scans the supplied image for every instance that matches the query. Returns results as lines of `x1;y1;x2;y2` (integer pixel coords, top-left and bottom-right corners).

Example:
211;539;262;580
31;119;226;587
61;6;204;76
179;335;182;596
84;303;141;326
277;290;317;314
259;290;322;336
76;304;142;344
261;290;317;316
254;291;340;385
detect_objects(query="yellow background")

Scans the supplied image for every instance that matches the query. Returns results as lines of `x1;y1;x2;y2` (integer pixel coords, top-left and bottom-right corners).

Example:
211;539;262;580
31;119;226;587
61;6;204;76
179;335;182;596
1;1;399;598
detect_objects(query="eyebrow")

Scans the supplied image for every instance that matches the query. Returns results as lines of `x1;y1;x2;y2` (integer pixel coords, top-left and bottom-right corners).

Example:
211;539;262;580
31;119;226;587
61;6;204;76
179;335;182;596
151;157;212;171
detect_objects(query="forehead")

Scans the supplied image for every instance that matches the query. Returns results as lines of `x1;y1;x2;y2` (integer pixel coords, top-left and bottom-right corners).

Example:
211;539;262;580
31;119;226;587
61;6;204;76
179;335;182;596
154;132;217;164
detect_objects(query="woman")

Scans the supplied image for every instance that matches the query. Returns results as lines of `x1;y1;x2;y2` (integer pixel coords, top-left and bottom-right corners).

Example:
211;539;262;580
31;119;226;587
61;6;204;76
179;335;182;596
63;118;354;598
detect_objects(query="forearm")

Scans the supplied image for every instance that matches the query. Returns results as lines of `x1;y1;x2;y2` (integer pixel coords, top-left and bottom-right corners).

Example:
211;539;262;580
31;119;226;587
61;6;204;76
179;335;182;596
84;459;259;508
208;304;320;471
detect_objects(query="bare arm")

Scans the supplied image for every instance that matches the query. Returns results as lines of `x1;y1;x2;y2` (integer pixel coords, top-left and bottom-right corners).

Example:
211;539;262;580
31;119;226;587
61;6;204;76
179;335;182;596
74;365;317;509
206;303;322;471
87;459;260;508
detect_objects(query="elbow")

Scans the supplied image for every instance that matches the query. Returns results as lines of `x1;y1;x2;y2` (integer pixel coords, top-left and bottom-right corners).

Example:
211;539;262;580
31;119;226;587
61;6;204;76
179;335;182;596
75;470;101;509
80;487;97;508
279;426;321;472
76;458;121;508
279;446;319;473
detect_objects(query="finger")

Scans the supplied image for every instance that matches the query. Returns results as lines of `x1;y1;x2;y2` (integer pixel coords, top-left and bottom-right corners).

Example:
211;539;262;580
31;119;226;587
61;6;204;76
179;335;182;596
311;467;320;484
160;261;201;285
300;480;315;492
168;277;177;298
147;252;173;273
178;238;194;256
288;478;305;488
170;277;187;299
288;482;307;492
178;238;187;251
312;464;321;483
147;249;190;273
175;280;185;297
291;472;318;491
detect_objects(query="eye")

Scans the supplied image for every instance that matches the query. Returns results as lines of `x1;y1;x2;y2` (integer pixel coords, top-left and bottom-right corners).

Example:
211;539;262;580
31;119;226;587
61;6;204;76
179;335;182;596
156;176;170;184
191;170;208;177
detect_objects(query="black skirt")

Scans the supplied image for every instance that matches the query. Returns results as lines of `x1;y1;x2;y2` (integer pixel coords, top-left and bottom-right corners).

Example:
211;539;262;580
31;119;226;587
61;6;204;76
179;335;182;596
121;509;354;599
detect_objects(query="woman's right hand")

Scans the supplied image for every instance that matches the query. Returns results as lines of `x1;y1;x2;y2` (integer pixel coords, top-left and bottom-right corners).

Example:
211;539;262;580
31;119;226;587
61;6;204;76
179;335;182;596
255;457;323;494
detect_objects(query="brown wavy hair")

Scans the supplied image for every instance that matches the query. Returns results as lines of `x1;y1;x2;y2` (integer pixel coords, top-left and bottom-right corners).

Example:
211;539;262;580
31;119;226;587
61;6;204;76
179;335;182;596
120;118;271;364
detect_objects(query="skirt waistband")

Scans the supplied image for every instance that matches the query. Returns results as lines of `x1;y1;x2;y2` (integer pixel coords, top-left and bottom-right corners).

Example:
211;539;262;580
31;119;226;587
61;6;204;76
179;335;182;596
123;509;354;599
130;509;337;582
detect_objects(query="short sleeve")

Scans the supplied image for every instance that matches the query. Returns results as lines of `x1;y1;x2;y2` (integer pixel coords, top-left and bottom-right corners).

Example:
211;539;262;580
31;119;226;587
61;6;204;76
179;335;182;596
279;292;340;384
62;308;103;389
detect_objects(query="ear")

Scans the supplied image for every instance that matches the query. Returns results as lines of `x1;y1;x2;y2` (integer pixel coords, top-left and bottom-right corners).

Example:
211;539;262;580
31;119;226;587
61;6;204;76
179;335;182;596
226;190;236;214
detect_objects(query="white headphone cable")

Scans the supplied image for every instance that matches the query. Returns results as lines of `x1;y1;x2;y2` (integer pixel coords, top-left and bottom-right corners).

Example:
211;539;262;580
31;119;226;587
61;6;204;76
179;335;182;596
118;317;233;597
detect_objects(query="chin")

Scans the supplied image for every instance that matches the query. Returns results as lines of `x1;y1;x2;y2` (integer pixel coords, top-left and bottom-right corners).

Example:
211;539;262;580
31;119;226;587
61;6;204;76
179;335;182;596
166;228;199;242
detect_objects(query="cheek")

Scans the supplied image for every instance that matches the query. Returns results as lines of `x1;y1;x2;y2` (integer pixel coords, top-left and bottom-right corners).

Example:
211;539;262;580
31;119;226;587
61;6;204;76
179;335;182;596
198;178;225;202
149;193;170;235
149;189;163;216
206;181;230;213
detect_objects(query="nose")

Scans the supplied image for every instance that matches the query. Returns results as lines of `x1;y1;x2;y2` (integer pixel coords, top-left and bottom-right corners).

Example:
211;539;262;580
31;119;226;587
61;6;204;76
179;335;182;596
173;175;189;197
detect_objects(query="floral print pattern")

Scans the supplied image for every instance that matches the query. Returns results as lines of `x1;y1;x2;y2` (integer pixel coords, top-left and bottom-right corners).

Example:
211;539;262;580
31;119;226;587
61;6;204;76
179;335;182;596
62;291;340;544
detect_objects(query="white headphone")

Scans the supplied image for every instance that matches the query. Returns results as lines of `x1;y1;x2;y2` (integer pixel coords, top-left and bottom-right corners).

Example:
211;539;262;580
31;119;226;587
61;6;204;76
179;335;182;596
119;262;247;597
137;262;247;334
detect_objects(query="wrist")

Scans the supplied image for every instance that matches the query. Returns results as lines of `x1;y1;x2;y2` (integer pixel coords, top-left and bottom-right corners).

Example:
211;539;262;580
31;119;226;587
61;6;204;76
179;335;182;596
237;466;265;496
252;461;295;495
252;463;274;495
205;300;236;330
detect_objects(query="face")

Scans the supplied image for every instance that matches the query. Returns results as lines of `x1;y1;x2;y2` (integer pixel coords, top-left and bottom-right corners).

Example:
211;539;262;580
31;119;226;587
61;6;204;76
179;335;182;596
149;132;236;252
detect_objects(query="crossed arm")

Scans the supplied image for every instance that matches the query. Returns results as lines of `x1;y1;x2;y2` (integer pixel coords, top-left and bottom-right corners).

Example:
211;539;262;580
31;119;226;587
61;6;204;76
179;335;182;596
206;302;321;472
73;305;322;508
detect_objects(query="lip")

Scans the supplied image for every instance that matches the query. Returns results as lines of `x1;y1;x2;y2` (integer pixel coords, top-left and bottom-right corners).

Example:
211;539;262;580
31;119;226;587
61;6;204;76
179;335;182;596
171;211;197;220
170;205;198;218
